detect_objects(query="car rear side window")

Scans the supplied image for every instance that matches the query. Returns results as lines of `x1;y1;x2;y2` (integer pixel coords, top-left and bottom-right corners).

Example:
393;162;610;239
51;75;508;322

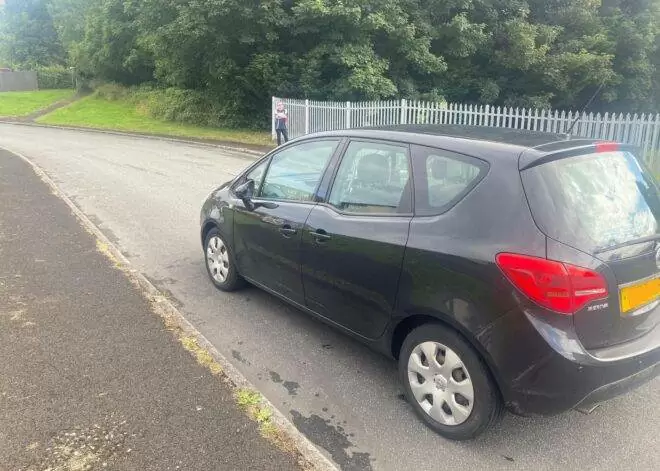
259;140;339;202
411;145;488;216
327;141;412;214
522;150;660;254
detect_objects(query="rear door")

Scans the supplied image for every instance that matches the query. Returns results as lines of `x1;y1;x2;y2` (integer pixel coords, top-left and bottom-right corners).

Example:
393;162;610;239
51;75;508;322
522;146;660;349
301;140;413;339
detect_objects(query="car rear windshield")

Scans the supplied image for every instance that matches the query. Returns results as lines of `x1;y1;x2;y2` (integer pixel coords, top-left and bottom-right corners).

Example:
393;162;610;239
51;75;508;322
522;150;660;254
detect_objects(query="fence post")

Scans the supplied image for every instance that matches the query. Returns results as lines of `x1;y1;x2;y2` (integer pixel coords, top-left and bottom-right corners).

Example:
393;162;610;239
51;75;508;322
345;101;351;128
271;97;276;141
649;114;660;173
304;99;310;135
400;99;407;124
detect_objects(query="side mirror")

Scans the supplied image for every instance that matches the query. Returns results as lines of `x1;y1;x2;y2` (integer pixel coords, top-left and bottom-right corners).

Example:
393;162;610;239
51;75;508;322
234;179;254;199
234;180;279;211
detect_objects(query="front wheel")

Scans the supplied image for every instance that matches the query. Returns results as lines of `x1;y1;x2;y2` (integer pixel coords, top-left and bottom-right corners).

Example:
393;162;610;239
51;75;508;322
204;228;245;291
399;323;503;440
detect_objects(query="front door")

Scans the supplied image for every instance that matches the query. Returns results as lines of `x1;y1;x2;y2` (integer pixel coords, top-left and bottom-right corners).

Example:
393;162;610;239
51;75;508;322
233;139;341;305
301;140;413;339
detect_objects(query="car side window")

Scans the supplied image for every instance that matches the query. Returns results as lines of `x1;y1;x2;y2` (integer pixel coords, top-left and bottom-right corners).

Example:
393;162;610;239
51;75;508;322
259;140;340;202
328;141;412;214
245;159;269;192
412;145;487;215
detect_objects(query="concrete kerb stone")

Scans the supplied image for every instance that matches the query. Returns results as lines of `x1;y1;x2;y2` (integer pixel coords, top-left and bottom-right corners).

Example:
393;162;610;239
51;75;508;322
0;143;338;471
0;120;267;157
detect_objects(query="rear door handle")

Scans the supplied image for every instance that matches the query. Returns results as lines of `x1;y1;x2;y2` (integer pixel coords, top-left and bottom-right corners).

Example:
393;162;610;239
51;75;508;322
309;229;331;242
279;225;297;237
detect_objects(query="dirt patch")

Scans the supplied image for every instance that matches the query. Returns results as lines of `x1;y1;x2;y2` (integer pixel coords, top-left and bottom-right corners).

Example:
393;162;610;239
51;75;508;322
25;420;131;471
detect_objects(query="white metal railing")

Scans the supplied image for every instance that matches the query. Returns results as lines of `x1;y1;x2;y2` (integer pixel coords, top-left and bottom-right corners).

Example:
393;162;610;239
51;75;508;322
271;97;660;171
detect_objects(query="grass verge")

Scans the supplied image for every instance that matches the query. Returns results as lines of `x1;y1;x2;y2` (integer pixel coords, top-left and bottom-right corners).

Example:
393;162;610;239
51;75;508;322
0;89;73;117
150;297;299;455
180;335;224;375
236;388;289;446
37;95;273;147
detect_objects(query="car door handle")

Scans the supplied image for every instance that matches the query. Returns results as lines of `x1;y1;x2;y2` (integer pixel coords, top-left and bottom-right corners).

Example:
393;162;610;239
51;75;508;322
309;229;331;242
279;225;297;237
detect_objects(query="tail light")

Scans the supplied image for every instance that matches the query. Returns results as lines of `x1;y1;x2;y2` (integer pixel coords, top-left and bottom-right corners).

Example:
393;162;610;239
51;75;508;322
496;253;608;315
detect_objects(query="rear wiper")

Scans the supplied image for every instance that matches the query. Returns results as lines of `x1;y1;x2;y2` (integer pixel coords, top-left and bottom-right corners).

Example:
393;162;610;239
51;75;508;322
594;234;660;254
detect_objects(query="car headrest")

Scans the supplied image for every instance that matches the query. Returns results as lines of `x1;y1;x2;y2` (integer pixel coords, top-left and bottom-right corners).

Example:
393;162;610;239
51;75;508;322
429;157;448;179
357;153;389;184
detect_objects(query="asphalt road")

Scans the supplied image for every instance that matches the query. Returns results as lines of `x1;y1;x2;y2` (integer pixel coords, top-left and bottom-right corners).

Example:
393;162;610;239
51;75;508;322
2;123;659;471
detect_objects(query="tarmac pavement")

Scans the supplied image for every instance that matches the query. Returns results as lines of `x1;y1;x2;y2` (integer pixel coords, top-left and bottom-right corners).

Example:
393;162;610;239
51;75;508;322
0;149;302;470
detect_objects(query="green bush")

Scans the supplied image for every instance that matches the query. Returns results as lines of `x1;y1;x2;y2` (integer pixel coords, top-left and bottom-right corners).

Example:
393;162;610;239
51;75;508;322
138;88;223;127
36;66;74;90
94;82;133;101
134;86;257;129
90;83;263;130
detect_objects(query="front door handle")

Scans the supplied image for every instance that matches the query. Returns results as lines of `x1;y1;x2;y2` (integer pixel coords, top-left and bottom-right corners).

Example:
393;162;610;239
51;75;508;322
309;229;331;242
280;225;297;237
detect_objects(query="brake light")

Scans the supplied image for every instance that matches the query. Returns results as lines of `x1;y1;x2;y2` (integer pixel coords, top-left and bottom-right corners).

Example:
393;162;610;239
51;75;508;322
496;253;608;315
595;142;619;153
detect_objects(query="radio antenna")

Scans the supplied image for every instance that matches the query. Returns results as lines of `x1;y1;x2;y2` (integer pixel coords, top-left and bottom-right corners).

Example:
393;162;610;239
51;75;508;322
565;81;605;139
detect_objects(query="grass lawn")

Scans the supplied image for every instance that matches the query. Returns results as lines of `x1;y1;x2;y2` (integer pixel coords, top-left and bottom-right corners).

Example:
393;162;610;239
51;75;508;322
0;89;74;117
38;96;273;147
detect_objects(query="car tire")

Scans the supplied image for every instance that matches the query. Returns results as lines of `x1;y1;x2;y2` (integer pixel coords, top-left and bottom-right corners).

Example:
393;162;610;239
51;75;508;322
399;323;503;440
204;227;245;292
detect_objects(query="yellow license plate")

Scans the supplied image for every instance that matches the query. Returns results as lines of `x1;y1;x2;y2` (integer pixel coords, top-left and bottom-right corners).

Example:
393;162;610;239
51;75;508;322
620;277;660;314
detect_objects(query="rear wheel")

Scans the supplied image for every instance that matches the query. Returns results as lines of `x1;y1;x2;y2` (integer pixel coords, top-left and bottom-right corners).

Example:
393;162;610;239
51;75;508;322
204;227;244;291
399;323;503;440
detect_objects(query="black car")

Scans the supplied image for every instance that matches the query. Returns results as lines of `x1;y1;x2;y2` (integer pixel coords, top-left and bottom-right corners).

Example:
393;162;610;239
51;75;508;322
200;125;660;440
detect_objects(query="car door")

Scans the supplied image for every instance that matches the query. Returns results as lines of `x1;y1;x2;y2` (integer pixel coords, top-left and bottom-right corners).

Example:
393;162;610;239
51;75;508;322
301;140;413;339
233;139;342;306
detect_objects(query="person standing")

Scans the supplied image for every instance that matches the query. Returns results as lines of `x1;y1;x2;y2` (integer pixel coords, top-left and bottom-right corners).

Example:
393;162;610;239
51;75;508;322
274;101;289;145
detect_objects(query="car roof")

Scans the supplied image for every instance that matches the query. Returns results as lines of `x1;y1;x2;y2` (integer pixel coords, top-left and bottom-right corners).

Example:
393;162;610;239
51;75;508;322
303;125;610;165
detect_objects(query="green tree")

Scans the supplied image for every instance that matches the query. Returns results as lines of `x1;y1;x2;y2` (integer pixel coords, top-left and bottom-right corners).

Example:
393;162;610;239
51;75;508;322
5;0;659;124
286;0;446;100
48;0;92;50
0;0;65;67
601;0;660;112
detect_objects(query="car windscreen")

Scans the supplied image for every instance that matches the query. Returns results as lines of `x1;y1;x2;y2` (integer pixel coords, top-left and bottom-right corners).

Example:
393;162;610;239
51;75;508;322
521;150;660;254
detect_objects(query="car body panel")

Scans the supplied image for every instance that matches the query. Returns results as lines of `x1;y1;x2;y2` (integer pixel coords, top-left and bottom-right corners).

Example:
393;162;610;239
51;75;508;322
521;147;660;349
546;238;660;351
201;185;234;246
233;199;314;305
482;302;660;415
397;152;547;336
301;204;411;339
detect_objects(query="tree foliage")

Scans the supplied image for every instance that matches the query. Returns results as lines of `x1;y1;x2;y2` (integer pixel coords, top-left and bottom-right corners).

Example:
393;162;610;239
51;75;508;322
1;0;659;126
0;0;65;67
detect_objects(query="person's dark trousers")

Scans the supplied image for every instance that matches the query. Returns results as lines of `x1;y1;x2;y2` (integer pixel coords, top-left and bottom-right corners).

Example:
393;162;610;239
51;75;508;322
276;128;289;145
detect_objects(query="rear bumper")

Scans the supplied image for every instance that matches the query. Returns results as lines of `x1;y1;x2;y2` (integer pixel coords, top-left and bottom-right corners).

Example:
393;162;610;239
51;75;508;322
482;308;660;416
576;359;660;411
506;347;660;416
